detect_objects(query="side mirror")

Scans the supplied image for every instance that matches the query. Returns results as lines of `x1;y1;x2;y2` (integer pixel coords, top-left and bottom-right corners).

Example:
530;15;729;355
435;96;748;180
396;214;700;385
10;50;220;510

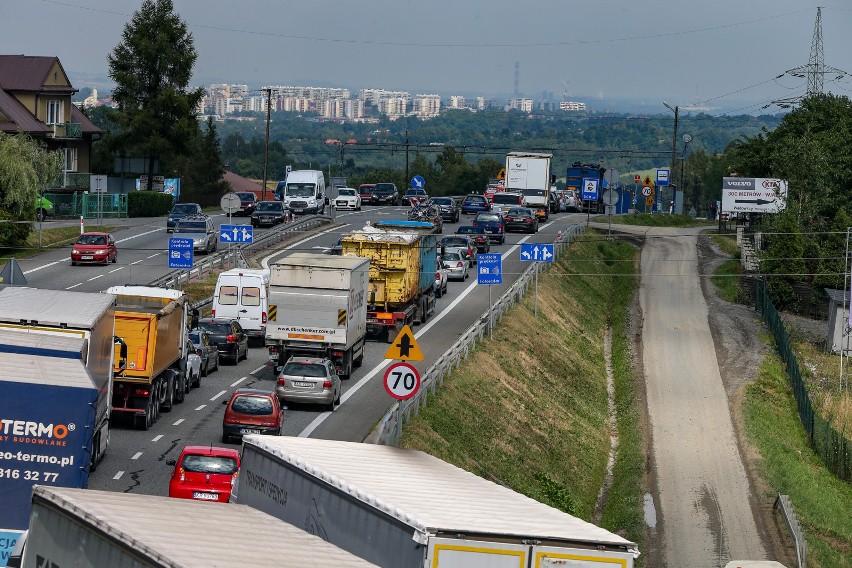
166;459;176;466
222;399;229;405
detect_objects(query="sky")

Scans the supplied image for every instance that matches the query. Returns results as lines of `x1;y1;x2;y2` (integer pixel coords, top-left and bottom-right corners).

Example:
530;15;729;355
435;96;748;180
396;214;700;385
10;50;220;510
3;0;852;113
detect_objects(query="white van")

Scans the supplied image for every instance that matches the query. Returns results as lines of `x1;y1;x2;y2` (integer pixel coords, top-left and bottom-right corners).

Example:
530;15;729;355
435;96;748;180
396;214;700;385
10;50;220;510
280;170;326;215
211;268;270;343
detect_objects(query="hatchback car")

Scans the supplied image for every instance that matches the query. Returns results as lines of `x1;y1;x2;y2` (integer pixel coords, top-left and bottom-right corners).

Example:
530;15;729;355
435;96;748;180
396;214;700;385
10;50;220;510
430;197;459;223
461;194;491;215
71;232;117;265
358;184;376;204
503;207;540;233
434;261;449;298
491;192;524;217
166;202;203;232
275;356;341;412
167;446;240;502
402;187;429;205
372;183;399;205
334;187;362;211
251;200;286;227
234;192;258;216
189;329;220;377
472;212;505;244
455;225;490;254
173;215;218;254
440;235;475;262
441;250;470;281
196;317;249;365
221;388;284;443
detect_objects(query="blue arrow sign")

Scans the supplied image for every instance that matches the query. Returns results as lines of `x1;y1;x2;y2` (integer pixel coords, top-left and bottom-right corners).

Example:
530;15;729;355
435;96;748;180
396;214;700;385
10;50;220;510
168;238;193;269
220;224;253;243
582;178;599;201
520;243;554;262
411;175;425;189
476;253;502;285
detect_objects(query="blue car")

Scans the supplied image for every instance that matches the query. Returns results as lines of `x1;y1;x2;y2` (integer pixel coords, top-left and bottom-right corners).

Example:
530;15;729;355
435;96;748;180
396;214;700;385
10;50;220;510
461;194;491;215
166;203;203;232
472;212;505;244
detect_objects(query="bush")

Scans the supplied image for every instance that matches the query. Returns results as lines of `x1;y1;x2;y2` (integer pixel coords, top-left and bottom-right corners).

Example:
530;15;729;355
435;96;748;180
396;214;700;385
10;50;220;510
128;191;174;217
0;208;31;250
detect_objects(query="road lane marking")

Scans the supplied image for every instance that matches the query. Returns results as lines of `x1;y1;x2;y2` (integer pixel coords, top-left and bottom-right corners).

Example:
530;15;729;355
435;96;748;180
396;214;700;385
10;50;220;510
131;452;143;460
113;471;124;480
152;435;163;442
261;224;349;269
65;283;83;290
146;254;159;259
210;390;227;401
131;259;144;265
109;267;123;273
115;228;162;243
230;377;246;387
173;418;184;426
251;364;267;374
195;404;206;410
87;274;104;281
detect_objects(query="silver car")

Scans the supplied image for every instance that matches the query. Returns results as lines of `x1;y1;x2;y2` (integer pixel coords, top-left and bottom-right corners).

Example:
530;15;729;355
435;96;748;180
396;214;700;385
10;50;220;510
441;250;470;281
173;215;218;254
275;356;341;411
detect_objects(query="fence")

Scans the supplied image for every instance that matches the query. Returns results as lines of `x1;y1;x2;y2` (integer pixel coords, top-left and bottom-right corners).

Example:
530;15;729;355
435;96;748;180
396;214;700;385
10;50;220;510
755;279;852;483
774;493;807;568
45;192;128;219
373;223;586;446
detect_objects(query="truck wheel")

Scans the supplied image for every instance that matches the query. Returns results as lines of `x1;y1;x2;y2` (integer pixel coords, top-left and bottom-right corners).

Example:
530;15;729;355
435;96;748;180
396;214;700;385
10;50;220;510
161;380;174;413
175;377;186;403
89;432;101;472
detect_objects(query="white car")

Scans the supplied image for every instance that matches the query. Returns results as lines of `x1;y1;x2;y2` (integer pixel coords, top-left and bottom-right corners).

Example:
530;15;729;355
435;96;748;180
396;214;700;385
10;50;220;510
434;258;448;298
441;250;470;281
334;187;362;211
184;338;202;392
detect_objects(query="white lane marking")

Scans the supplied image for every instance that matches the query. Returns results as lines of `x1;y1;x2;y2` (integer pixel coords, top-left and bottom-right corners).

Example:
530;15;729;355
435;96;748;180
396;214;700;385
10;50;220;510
115;228;162;243
113;471;124;480
131;452;143;460
298;232;543;438
261;224;349;269
109;267;123;273
65;283;83;290
131;259;144;265
87;274;104;281
251;364;267;374
146;254;159;259
210;390;227;401
230;377;246;387
195;404;206;411
173;418;184;426
151;435;163;442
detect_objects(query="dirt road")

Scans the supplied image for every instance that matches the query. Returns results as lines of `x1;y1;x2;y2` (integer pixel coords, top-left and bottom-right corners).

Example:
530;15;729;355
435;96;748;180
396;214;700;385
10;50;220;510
638;226;766;567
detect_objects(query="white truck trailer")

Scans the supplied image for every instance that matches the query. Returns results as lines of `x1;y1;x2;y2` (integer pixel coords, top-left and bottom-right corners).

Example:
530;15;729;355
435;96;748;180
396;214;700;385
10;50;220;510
266;253;369;378
505;152;554;217
233;436;640;568
19;485;378;567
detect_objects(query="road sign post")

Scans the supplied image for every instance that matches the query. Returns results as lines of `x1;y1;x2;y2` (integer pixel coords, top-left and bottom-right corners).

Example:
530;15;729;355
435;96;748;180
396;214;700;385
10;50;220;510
520;244;554;318
219;224;254;244
384;325;423;361
168;238;193;269
477;253;502;339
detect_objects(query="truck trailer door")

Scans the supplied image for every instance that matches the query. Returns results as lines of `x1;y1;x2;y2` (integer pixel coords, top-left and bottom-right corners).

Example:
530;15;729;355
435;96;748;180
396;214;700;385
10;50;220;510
533;545;634;567
427;537;528;568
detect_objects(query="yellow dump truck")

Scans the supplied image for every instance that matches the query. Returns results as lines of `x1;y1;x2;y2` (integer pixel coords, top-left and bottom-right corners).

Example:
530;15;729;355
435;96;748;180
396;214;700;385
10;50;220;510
106;286;189;430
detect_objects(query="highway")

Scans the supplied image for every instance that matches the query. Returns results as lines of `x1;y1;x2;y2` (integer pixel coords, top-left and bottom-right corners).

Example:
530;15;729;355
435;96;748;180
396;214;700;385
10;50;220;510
18;206;585;497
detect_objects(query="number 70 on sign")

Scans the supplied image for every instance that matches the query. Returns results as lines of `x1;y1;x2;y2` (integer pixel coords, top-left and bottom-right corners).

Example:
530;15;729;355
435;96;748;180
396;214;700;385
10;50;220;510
383;361;422;400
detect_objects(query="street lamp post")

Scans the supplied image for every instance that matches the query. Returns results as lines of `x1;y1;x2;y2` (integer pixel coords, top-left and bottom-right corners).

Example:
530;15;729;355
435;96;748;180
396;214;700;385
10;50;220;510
663;102;679;213
681;134;693;213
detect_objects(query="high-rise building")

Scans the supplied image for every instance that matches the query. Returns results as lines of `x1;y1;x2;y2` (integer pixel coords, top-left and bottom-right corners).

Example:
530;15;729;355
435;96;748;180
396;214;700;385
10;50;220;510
413;94;441;118
559;101;587;111
507;98;533;112
377;97;408;119
448;96;466;109
476;97;486;110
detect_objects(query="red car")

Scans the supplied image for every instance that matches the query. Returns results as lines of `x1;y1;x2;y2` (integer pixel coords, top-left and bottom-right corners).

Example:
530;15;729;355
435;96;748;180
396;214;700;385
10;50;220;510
167;445;240;503
221;388;284;443
71;232;117;265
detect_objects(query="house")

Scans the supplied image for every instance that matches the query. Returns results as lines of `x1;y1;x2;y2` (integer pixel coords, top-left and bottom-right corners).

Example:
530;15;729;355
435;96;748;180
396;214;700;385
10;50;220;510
0;55;101;190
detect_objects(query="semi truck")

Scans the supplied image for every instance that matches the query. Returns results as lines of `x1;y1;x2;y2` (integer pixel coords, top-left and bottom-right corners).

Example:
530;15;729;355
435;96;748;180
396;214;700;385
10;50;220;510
233;436;640;568
0;287;121;473
18;486;378;567
505;152;555;219
566;161;606;213
266;253;369;378
342;221;438;342
106;286;189;431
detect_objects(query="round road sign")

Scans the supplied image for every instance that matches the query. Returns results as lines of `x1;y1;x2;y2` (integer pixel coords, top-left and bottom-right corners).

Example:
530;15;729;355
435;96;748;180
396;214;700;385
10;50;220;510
641;186;653;197
383;361;421;400
602;189;619;206
220;193;241;214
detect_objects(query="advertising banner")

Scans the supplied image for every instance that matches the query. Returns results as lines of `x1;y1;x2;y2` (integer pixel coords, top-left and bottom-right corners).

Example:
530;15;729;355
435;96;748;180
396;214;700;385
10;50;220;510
721;177;787;213
136;177;180;200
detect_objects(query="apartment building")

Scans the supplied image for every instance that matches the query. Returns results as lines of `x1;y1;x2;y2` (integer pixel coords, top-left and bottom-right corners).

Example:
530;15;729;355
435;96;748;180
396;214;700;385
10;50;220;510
560;101;587;111
507;98;533;112
448;95;466;109
413;94;441;118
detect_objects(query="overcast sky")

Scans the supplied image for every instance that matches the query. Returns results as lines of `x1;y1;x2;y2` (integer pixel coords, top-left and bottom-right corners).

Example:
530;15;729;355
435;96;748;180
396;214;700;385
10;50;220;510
3;0;852;112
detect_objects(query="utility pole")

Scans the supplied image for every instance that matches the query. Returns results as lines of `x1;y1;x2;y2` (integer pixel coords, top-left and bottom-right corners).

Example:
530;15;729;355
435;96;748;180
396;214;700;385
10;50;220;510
405;130;410;184
663;102;679;213
261;87;272;201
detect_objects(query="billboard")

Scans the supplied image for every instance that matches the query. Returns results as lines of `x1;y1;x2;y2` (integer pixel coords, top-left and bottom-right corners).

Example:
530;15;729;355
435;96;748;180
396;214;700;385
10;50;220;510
136;177;180;200
721;177;787;214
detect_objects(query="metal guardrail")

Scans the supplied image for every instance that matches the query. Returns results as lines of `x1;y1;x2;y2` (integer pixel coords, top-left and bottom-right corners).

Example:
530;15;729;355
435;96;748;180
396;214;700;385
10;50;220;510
373;223;586;446
774;493;807;568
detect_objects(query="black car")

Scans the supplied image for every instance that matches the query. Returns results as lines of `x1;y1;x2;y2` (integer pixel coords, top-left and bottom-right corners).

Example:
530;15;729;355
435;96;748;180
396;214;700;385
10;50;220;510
196;318;249;365
456;225;491;254
235;192;258;216
166;202;203;232
372;183;399;205
251;201;286;227
430;197;459;223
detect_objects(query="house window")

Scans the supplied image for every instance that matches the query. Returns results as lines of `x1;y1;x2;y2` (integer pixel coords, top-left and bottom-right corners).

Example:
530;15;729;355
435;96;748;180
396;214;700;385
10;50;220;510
46;100;63;125
64;147;78;172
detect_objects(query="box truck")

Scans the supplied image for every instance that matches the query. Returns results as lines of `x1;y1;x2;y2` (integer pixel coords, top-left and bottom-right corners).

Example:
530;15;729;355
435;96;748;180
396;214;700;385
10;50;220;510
233;437;639;568
106;286;189;431
19;486;378;567
342;221;438;342
266;253;369;378
505;152;554;219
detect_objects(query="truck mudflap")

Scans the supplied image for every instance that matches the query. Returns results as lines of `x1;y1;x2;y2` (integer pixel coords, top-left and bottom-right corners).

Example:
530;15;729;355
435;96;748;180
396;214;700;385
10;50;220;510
367;304;417;342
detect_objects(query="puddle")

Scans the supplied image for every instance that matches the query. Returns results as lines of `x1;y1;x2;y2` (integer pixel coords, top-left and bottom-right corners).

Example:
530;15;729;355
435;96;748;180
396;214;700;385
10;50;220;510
643;492;657;528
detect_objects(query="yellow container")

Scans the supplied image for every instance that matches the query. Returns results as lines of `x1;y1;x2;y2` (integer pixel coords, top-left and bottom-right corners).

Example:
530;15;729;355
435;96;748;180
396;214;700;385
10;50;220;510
341;232;422;310
112;296;185;383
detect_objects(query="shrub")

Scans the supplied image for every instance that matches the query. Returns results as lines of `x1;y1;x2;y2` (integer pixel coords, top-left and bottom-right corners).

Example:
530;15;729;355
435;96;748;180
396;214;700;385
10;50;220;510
128;191;173;217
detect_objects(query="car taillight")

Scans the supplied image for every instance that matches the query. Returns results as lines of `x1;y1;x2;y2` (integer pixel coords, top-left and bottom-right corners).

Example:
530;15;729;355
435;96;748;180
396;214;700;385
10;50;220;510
467;248;473;257
224;415;239;424
227;334;236;342
261;419;278;426
277;377;286;385
323;380;333;389
262;311;267;324
268;346;278;354
505;216;513;221
435;272;440;279
134;388;150;397
211;309;216;317
330;350;344;357
178;467;186;482
231;472;239;486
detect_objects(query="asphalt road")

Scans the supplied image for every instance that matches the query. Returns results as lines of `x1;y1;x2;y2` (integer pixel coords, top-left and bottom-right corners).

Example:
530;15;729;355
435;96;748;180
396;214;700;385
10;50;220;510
21;206;585;497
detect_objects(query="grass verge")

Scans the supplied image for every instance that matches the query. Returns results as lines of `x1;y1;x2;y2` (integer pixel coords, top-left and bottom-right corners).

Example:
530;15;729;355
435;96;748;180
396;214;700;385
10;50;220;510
743;348;852;567
400;230;644;551
711;259;742;303
0;225;114;261
601;213;711;227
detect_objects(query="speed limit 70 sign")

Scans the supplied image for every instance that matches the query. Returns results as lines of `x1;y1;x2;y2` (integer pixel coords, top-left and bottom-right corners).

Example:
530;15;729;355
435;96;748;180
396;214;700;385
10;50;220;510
384;361;421;400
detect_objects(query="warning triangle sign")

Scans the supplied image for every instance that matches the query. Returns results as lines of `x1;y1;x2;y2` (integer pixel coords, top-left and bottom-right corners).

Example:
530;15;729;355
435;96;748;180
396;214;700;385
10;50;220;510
0;259;27;288
384;325;424;361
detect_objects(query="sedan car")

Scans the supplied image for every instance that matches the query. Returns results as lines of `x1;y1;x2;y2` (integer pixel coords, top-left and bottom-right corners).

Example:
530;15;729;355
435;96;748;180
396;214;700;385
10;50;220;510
184;338;202;391
563;189;582;212
434;261;449;298
372;183;399;205
461;194;491;215
334;187;362;211
234;192;258;216
166;202;203;232
455;225;490;254
221;388;284;443
167;445;240;502
196;317;249;365
358;184;376;204
472;212;505;244
430;197;459;223
440;235;475;262
251;200;286;227
173;215;217;254
503;207;540;233
275;356;341;412
71;232;117;265
402;187;429;205
189;329;219;377
441;250;470;281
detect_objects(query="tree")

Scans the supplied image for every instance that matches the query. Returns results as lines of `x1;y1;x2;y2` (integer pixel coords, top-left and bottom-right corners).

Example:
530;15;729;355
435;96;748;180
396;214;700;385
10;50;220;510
170;118;229;206
108;0;204;190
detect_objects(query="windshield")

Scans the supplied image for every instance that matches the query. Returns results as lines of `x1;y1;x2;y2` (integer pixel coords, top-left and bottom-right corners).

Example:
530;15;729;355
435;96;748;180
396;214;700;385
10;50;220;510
338;189;357;196
199;321;232;334
406;189;426;196
237;193;255;201
285;183;316;197
282;362;327;377
76;234;106;245
492;194;522;204
171;204;197;214
181;454;238;475
457;226;484;234
374;183;395;194
442;237;467;247
432;198;453;205
257;202;283;211
175;221;207;233
444;252;462;261
476;214;501;223
230;395;273;415
507;208;532;216
464;195;486;203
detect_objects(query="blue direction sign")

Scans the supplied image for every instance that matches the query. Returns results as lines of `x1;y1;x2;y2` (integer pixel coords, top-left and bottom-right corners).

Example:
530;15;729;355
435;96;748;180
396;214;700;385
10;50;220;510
477;253;502;285
656;168;670;186
520;243;554;262
168;238;193;269
220;224;253;244
582;178;599;201
411;175;425;189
